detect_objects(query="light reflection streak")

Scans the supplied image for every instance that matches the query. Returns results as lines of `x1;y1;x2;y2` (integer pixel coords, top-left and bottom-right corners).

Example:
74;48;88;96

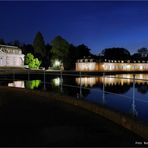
8;81;25;88
76;74;148;87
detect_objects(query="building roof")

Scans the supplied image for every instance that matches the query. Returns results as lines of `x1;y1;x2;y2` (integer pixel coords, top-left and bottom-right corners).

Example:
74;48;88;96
0;44;21;50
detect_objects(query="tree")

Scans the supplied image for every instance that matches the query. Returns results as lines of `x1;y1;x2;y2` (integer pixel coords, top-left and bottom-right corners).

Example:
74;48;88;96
43;44;52;69
33;32;46;58
8;40;22;47
67;44;77;69
64;44;93;70
50;35;70;69
76;44;91;59
131;53;141;60
137;47;148;58
25;53;41;69
22;44;34;55
30;58;41;69
25;53;34;65
101;47;131;60
0;38;5;45
137;47;148;54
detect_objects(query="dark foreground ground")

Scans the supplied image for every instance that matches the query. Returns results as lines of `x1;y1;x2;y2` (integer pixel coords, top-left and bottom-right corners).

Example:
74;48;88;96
0;87;146;147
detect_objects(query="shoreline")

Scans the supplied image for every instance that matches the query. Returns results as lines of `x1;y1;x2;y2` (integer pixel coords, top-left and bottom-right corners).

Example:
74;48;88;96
0;86;148;141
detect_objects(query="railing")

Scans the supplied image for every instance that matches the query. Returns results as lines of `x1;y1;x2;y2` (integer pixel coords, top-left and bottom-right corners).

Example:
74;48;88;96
0;69;148;123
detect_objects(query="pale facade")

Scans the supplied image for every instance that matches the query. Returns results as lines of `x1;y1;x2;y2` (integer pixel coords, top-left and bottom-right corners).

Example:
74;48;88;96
76;58;148;72
0;45;24;67
76;58;98;71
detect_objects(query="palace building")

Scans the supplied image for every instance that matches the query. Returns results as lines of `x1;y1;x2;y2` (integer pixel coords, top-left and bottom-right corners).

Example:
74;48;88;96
76;57;148;72
0;45;24;67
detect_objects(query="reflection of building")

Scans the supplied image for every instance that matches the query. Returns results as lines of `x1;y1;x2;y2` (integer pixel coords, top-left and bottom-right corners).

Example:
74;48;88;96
76;57;148;72
8;81;25;88
76;77;98;87
0;45;24;67
76;74;148;87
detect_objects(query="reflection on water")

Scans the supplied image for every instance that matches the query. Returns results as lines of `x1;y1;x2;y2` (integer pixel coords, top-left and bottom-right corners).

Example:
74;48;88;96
76;74;148;87
25;80;41;89
75;77;97;87
52;77;61;87
8;81;25;88
4;73;148;123
75;74;148;122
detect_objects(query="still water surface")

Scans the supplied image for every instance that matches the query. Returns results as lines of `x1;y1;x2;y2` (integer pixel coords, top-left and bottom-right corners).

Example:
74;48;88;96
1;73;148;123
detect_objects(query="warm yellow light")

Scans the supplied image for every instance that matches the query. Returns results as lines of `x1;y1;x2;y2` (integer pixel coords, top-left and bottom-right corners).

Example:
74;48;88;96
75;77;97;87
140;66;143;70
54;60;60;66
53;77;60;86
127;65;130;69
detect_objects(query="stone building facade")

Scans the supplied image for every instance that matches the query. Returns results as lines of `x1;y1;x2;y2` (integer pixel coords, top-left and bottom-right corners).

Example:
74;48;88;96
0;45;24;67
76;57;148;72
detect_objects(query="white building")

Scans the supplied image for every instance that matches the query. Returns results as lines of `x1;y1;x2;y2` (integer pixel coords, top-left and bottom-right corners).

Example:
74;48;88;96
0;45;24;67
76;57;148;72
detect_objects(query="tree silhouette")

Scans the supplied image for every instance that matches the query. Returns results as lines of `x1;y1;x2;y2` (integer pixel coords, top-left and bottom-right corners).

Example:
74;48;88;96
101;47;131;60
0;38;5;45
33;32;46;59
76;44;91;59
50;35;70;69
22;44;34;55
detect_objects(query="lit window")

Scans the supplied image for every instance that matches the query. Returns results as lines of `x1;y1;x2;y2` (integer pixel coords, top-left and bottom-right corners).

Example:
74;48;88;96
127;65;130;69
140;66;143;70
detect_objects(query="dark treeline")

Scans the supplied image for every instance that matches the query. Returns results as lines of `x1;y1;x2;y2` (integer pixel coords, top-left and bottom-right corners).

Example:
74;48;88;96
0;32;148;70
0;32;93;70
99;47;148;62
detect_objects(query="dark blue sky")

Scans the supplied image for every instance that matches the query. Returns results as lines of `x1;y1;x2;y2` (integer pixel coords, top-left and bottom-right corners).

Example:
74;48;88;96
1;1;148;54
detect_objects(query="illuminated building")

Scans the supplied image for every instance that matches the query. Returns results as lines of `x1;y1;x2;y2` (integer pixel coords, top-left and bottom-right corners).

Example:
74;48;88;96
76;58;98;71
0;45;24;67
76;57;148;72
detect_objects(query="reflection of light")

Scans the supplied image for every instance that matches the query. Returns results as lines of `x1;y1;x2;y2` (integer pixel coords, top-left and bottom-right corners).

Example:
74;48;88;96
26;80;41;89
53;77;60;86
139;74;143;79
76;77;97;87
75;74;148;86
8;81;25;88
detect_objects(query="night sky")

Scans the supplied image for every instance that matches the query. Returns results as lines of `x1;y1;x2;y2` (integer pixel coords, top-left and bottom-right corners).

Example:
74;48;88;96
1;1;148;54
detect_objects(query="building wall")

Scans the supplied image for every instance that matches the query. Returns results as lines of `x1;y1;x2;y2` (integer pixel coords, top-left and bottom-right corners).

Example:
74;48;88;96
76;62;97;71
99;62;148;72
6;54;24;67
76;61;148;72
0;45;24;67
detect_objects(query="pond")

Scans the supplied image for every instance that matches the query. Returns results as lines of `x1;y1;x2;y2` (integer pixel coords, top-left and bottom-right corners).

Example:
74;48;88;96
1;73;148;123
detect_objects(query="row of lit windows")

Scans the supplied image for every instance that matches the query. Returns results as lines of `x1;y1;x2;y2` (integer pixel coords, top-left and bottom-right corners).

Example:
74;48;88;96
104;59;148;63
103;65;148;70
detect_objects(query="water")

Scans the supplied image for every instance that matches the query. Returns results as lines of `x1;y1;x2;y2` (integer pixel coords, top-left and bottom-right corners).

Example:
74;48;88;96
1;73;148;123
